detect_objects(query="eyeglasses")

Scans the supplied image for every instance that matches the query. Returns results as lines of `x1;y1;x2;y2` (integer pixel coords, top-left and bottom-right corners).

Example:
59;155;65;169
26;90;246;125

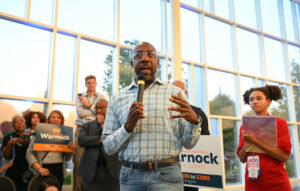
133;52;157;60
96;106;107;110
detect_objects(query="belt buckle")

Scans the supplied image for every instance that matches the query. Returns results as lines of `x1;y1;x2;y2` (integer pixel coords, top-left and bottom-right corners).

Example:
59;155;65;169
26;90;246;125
148;162;153;170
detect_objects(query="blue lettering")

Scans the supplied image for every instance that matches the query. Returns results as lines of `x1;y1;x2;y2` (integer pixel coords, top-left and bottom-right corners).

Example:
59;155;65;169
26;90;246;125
181;153;219;164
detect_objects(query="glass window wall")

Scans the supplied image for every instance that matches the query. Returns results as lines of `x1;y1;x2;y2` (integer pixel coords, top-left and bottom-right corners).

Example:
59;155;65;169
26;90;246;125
181;8;201;62
1;0;300;189
30;0;54;25
260;0;281;37
78;40;113;96
235;0;257;29
264;37;287;82
57;0;115;41
53;34;76;101
0;19;50;98
205;17;234;70
120;0;162;52
236;28;261;76
207;69;237;116
223;119;241;185
0;0;27;18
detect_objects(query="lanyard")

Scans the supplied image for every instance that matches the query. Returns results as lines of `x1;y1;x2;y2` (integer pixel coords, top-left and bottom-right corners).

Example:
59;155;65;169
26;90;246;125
247;152;260;180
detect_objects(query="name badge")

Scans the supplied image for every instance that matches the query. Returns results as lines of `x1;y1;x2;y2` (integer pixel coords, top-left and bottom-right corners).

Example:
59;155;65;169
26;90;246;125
247;155;260;180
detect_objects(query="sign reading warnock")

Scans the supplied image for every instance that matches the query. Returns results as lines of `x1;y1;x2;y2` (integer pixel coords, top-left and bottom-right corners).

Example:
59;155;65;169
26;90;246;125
33;123;73;152
180;136;224;189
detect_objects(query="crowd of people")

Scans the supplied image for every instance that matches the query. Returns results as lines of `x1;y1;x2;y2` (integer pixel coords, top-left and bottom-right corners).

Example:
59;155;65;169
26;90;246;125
0;42;292;191
0;110;76;191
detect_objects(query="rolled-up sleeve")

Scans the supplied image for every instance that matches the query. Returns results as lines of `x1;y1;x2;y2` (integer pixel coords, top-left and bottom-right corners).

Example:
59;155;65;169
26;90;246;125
181;121;201;149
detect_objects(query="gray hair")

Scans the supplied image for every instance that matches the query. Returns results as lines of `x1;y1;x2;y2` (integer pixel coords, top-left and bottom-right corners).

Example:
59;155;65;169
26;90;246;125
12;114;25;126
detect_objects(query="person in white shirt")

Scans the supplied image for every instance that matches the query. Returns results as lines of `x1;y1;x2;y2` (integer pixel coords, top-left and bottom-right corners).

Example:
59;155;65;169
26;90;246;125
73;75;105;191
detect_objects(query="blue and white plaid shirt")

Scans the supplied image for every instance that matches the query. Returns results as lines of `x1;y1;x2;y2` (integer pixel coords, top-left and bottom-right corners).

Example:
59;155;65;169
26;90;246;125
102;78;201;162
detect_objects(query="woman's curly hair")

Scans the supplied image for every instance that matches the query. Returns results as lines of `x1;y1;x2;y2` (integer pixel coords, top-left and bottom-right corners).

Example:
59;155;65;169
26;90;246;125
23;111;47;128
243;85;282;105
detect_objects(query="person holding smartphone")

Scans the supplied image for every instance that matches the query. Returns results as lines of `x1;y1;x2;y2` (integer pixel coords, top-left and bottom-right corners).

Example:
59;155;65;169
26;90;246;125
1;115;30;191
73;75;105;191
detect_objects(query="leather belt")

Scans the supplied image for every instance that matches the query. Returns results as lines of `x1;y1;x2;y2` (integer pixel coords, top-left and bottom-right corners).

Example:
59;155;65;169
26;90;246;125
122;156;180;170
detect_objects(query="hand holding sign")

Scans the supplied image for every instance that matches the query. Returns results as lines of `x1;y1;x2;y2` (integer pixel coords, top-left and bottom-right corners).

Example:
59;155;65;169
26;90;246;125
68;142;76;150
34;123;74;152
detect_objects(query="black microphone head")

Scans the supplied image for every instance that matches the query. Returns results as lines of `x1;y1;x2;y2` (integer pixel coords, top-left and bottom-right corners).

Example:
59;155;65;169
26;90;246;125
137;75;146;82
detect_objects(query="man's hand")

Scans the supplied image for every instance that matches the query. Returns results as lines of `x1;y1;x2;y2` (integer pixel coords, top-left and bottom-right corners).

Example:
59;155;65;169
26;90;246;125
168;92;198;124
124;102;145;132
97;114;105;129
79;96;90;108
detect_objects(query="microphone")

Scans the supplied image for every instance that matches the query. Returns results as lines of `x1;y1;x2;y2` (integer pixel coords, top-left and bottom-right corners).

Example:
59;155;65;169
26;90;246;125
137;75;145;103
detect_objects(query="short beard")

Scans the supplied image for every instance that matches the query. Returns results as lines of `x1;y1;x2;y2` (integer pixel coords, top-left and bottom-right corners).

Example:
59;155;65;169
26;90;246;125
144;76;154;82
137;74;155;82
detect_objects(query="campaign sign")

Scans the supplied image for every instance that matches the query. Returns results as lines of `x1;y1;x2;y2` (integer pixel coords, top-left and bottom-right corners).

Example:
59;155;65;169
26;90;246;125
181;136;224;189
33;123;73;152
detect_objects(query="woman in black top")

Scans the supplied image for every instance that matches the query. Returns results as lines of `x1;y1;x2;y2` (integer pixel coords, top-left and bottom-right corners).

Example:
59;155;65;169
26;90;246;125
1;115;30;191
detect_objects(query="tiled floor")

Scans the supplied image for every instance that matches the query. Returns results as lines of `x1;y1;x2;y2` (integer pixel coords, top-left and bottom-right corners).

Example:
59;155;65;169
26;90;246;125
62;185;72;191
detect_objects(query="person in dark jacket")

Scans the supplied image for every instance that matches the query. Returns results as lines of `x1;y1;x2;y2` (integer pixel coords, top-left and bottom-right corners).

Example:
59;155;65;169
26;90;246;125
172;80;209;135
78;98;122;191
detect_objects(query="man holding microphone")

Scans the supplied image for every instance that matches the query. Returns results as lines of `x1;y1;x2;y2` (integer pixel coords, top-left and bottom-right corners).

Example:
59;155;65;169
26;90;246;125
103;42;201;191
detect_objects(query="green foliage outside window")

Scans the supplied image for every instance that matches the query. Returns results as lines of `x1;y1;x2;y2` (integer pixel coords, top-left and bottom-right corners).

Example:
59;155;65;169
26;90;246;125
102;40;139;96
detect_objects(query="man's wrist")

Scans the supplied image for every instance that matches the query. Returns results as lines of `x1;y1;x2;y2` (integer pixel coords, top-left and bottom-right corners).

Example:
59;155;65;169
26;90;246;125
124;122;132;133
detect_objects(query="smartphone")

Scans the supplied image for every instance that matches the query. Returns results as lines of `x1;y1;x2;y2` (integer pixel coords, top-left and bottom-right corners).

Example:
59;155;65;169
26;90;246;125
77;93;82;97
19;134;29;140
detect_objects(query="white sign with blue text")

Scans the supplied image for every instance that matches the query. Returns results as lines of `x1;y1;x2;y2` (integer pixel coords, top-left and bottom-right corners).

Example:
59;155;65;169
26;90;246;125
180;136;224;189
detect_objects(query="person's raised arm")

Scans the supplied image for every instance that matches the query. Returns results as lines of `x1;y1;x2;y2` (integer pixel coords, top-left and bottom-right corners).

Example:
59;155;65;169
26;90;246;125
168;91;201;149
